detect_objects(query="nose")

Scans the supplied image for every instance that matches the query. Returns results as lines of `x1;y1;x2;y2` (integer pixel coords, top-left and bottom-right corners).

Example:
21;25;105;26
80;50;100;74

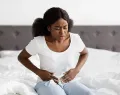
59;28;65;36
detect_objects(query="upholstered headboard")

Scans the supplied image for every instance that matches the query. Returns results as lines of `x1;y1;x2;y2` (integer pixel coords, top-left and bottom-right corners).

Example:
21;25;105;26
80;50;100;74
72;26;120;52
0;25;120;52
0;26;33;50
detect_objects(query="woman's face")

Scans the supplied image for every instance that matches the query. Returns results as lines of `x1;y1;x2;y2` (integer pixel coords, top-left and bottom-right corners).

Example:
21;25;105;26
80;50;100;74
48;18;69;41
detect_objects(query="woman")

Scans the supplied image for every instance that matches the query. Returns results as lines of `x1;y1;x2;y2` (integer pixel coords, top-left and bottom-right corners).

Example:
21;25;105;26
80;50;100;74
18;7;94;95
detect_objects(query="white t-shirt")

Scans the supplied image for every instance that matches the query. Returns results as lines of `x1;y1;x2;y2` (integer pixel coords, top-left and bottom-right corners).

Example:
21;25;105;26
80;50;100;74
25;32;85;83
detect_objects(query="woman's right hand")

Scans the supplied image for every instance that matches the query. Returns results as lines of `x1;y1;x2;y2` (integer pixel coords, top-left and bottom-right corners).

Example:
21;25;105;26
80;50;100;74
36;69;58;83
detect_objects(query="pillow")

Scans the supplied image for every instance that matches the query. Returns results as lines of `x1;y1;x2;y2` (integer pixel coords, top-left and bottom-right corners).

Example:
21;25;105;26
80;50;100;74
0;50;22;58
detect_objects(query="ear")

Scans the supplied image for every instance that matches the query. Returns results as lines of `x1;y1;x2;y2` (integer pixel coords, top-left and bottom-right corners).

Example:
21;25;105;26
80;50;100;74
47;26;51;31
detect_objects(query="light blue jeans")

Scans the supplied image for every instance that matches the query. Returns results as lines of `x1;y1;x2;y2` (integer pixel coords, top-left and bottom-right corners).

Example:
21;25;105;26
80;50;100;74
34;80;94;95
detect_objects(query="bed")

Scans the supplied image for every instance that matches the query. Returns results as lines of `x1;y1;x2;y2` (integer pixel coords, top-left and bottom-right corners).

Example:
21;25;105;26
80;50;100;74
0;25;120;95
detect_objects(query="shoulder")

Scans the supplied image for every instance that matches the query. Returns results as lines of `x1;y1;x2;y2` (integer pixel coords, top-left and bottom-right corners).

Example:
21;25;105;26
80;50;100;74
32;36;44;43
33;36;43;40
27;36;44;47
70;33;85;52
70;32;80;40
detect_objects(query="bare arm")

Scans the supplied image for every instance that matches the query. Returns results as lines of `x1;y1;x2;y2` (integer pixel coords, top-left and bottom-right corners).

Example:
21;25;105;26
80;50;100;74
18;49;58;82
18;49;39;75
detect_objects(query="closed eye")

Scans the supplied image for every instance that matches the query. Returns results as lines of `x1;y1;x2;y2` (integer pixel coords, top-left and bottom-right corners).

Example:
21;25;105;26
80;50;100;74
54;25;68;30
54;27;60;30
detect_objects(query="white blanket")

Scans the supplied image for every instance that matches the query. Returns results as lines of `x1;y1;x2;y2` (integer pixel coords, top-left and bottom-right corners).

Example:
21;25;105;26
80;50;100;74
0;80;37;95
0;48;120;95
0;54;39;95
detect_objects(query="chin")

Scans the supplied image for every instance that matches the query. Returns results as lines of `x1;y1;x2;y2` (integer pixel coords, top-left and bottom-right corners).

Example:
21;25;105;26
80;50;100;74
59;37;65;41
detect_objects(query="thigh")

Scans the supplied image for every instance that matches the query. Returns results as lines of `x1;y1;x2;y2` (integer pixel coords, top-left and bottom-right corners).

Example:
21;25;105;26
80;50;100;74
34;80;66;95
63;81;94;95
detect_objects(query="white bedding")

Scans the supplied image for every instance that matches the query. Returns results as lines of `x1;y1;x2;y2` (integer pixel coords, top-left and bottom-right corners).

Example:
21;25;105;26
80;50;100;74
0;48;120;95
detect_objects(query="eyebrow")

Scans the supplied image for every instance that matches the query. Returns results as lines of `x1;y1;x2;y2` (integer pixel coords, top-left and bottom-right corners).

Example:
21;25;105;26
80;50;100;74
54;25;68;27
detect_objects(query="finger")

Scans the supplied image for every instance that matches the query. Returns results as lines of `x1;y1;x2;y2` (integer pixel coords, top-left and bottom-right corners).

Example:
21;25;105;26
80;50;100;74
62;77;71;83
62;74;69;79
53;79;59;84
61;75;66;79
49;72;53;75
50;75;58;80
63;78;69;83
64;70;70;75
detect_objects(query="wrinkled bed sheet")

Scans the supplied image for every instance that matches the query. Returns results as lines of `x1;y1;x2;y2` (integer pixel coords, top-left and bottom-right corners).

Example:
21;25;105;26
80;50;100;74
0;48;120;95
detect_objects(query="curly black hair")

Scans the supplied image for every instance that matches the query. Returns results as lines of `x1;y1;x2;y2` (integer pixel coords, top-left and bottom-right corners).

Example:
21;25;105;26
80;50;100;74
32;7;73;37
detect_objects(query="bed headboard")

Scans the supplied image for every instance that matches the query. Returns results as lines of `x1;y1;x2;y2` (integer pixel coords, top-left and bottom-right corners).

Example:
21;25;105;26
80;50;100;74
0;25;120;52
0;26;33;50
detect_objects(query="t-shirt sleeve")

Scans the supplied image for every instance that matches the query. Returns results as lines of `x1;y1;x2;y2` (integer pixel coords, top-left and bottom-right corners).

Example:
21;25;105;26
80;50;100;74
75;34;85;52
25;37;39;55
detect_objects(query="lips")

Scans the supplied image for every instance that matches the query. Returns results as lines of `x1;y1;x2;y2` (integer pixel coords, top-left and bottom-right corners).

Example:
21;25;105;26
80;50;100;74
60;36;65;37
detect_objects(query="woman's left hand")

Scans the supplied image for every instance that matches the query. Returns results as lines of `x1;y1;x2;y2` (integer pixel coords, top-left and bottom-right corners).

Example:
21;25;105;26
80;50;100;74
61;68;79;83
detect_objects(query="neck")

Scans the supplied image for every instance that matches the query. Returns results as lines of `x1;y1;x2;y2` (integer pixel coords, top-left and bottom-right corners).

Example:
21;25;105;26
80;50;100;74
53;34;70;44
45;33;70;44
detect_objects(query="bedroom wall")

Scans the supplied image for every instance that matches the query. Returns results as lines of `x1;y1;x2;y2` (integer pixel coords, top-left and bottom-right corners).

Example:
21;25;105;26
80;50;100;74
0;0;120;25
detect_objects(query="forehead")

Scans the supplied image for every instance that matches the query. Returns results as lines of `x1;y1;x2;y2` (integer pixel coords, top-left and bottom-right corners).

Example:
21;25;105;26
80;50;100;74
52;18;68;26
